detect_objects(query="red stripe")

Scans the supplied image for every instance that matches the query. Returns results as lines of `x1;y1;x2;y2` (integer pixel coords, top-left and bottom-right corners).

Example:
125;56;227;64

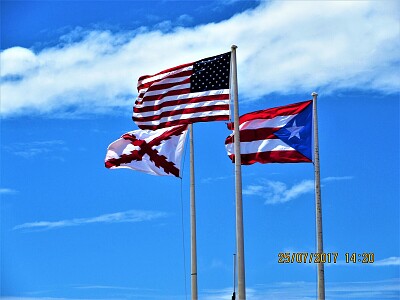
140;69;192;83
225;127;279;144
136;115;229;130
134;94;230;113
138;67;192;91
228;151;312;165
140;77;191;94
141;88;192;103
133;104;230;122
227;100;312;129
138;62;193;82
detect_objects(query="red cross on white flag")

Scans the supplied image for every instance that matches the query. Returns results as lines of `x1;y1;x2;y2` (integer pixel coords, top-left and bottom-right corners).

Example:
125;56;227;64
105;125;188;177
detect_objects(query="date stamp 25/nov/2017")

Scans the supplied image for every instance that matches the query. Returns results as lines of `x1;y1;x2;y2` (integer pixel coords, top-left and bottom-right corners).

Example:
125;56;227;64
278;252;375;264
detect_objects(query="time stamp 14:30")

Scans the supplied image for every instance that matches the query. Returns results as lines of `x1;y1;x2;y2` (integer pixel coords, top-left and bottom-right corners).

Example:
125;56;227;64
277;252;375;264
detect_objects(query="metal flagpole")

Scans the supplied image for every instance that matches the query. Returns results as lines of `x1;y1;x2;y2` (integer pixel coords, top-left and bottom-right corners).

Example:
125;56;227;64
232;253;236;300
312;92;325;300
231;45;246;300
189;124;198;300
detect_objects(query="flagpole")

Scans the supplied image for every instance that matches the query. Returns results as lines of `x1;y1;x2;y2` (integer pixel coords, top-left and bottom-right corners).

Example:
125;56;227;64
189;123;198;300
232;253;236;300
312;92;325;300
231;45;246;300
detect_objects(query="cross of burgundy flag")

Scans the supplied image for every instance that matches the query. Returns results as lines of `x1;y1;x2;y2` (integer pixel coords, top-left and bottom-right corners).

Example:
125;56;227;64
105;125;188;177
225;100;313;165
132;52;231;130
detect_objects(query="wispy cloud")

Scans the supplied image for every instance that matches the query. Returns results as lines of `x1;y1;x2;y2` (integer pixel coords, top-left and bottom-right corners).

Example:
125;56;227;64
244;175;354;204
73;284;155;292
322;176;354;182
201;175;233;184
326;278;400;298
13;209;168;231
334;256;400;267
3;140;68;159
0;298;85;300
243;180;314;204
242;184;265;196
1;1;399;117
201;278;400;300
0;188;18;195
2;278;399;300
373;256;400;267
76;285;133;291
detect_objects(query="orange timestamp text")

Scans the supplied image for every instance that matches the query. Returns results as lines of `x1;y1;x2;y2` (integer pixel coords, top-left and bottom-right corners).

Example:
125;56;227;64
278;252;375;264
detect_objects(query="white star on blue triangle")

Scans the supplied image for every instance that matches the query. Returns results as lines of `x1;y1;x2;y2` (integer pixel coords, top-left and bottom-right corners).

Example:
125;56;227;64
274;103;313;160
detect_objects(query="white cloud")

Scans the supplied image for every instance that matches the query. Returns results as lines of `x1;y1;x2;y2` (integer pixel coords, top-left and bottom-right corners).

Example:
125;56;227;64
0;188;18;195
244;174;356;204
74;284;147;291
3;140;68;159
243;184;265;195
373;256;400;267
202;278;400;300
1;46;38;76
0;298;85;300
2;278;399;300
243;180;314;204
176;14;194;26
334;256;400;267
1;298;52;300
322;176;354;182
1;1;399;117
13;209;168;231
326;278;400;298
201;175;233;183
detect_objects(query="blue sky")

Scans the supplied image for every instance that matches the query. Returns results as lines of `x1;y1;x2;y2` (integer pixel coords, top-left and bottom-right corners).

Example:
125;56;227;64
1;1;399;299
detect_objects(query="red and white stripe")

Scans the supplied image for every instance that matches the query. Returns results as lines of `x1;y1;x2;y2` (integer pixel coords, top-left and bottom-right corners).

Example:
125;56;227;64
225;101;312;164
133;63;230;130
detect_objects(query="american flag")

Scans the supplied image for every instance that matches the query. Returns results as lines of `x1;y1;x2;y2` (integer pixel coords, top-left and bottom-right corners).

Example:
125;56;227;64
225;100;313;165
133;52;231;130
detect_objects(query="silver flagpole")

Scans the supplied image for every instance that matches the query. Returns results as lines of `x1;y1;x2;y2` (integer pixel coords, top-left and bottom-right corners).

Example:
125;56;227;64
312;92;325;300
233;253;237;300
189;123;198;300
231;45;246;300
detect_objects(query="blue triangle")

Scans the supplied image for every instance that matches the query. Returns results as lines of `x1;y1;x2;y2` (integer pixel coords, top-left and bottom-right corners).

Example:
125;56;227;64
274;103;312;160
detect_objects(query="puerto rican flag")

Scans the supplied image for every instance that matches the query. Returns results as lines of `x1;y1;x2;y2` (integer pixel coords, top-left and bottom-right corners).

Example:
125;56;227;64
225;100;313;165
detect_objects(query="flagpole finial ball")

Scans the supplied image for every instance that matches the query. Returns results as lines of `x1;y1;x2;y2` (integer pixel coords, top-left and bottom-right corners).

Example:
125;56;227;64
311;92;318;96
231;45;238;50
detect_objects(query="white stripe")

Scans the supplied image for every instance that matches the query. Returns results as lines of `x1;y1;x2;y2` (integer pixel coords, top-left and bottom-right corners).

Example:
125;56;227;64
135;110;230;126
136;89;230;108
140;82;191;98
133;99;230;118
239;115;295;130
137;76;189;96
151;75;190;86
138;65;193;87
225;139;295;155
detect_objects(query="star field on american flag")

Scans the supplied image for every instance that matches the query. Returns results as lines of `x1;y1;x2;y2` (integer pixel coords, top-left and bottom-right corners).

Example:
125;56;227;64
191;52;231;92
